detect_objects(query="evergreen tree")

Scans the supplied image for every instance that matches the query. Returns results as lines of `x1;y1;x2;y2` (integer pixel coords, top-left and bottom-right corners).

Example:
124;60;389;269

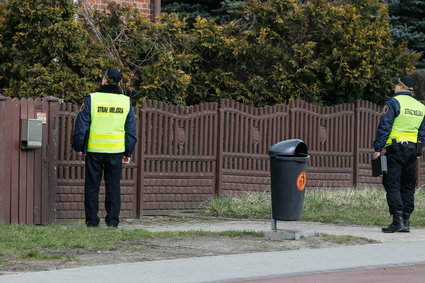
162;0;244;24
385;0;425;68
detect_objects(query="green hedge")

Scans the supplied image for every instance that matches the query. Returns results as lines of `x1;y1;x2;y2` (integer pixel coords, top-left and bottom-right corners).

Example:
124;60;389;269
0;0;420;106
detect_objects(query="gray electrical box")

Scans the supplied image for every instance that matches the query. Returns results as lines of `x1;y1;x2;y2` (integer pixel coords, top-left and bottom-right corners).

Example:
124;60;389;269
21;119;43;149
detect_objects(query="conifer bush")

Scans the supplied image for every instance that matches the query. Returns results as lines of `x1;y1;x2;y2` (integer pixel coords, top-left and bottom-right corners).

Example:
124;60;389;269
0;0;420;106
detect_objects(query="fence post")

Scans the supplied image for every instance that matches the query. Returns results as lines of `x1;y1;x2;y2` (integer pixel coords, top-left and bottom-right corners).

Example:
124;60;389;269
137;102;147;217
353;101;360;187
44;96;60;224
288;100;295;139
215;100;225;197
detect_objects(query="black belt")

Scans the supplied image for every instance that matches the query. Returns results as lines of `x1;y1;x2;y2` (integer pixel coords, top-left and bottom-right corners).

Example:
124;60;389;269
388;141;416;150
399;141;416;145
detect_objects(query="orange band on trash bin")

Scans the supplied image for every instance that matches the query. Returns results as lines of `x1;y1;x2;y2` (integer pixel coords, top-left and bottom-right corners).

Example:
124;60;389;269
296;172;307;191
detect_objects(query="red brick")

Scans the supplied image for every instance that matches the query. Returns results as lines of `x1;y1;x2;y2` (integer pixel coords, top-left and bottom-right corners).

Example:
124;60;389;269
87;0;152;17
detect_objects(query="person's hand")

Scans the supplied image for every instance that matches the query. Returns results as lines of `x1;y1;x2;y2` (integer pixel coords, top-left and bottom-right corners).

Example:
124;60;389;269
373;152;381;159
122;156;131;164
78;152;84;156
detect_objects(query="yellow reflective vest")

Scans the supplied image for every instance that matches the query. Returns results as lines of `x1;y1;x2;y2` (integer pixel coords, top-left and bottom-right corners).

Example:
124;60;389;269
87;92;130;153
386;95;425;146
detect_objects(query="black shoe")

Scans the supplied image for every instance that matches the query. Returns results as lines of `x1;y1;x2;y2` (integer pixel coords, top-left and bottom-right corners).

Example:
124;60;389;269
382;211;407;233
86;218;100;228
401;212;411;233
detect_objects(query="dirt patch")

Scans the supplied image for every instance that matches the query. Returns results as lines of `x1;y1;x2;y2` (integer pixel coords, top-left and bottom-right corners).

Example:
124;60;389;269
0;217;376;275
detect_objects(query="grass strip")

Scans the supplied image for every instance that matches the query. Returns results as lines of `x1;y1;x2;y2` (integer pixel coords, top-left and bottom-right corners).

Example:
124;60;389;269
199;187;425;226
0;225;260;260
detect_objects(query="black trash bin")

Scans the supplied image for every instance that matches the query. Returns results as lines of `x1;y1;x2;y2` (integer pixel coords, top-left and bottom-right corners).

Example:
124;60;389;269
268;139;310;227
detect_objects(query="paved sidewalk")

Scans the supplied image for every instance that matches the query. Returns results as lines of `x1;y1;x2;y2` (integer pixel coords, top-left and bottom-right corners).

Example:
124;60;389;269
122;217;425;243
2;219;425;283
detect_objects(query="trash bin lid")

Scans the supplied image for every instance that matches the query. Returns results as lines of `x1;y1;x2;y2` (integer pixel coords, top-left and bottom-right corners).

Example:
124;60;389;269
268;139;308;157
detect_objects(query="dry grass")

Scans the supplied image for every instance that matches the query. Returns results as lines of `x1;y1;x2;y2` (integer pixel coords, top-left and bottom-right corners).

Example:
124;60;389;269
199;187;425;226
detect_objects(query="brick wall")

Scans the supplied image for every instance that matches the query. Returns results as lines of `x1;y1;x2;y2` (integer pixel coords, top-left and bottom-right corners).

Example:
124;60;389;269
87;0;153;18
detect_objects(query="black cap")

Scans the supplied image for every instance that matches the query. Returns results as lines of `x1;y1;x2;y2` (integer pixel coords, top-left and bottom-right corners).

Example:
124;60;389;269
392;75;415;90
102;68;122;83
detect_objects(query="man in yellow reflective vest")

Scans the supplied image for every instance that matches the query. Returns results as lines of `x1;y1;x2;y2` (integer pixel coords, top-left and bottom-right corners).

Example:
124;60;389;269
373;75;425;233
72;69;137;228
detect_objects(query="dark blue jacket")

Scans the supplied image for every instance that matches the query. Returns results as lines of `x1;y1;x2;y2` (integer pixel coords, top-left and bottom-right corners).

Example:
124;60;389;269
373;92;425;152
72;85;137;157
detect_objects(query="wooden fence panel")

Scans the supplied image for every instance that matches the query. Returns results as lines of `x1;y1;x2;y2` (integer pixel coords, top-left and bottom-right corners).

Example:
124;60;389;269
0;97;57;224
33;98;43;224
10;98;20;223
18;99;28;223
0;96;11;223
25;99;35;225
46;97;60;224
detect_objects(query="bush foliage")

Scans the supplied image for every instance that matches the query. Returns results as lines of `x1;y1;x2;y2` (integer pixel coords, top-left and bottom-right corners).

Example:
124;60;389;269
0;0;106;102
0;0;420;106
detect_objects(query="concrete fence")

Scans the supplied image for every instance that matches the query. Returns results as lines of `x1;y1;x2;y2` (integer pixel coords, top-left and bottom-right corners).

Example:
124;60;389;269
2;96;425;224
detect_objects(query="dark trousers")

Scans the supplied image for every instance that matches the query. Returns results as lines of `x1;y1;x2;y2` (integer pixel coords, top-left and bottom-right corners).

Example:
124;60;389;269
383;144;417;215
85;152;123;227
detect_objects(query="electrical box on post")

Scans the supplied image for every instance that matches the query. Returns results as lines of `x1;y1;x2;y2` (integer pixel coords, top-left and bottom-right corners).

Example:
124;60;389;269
20;119;42;150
